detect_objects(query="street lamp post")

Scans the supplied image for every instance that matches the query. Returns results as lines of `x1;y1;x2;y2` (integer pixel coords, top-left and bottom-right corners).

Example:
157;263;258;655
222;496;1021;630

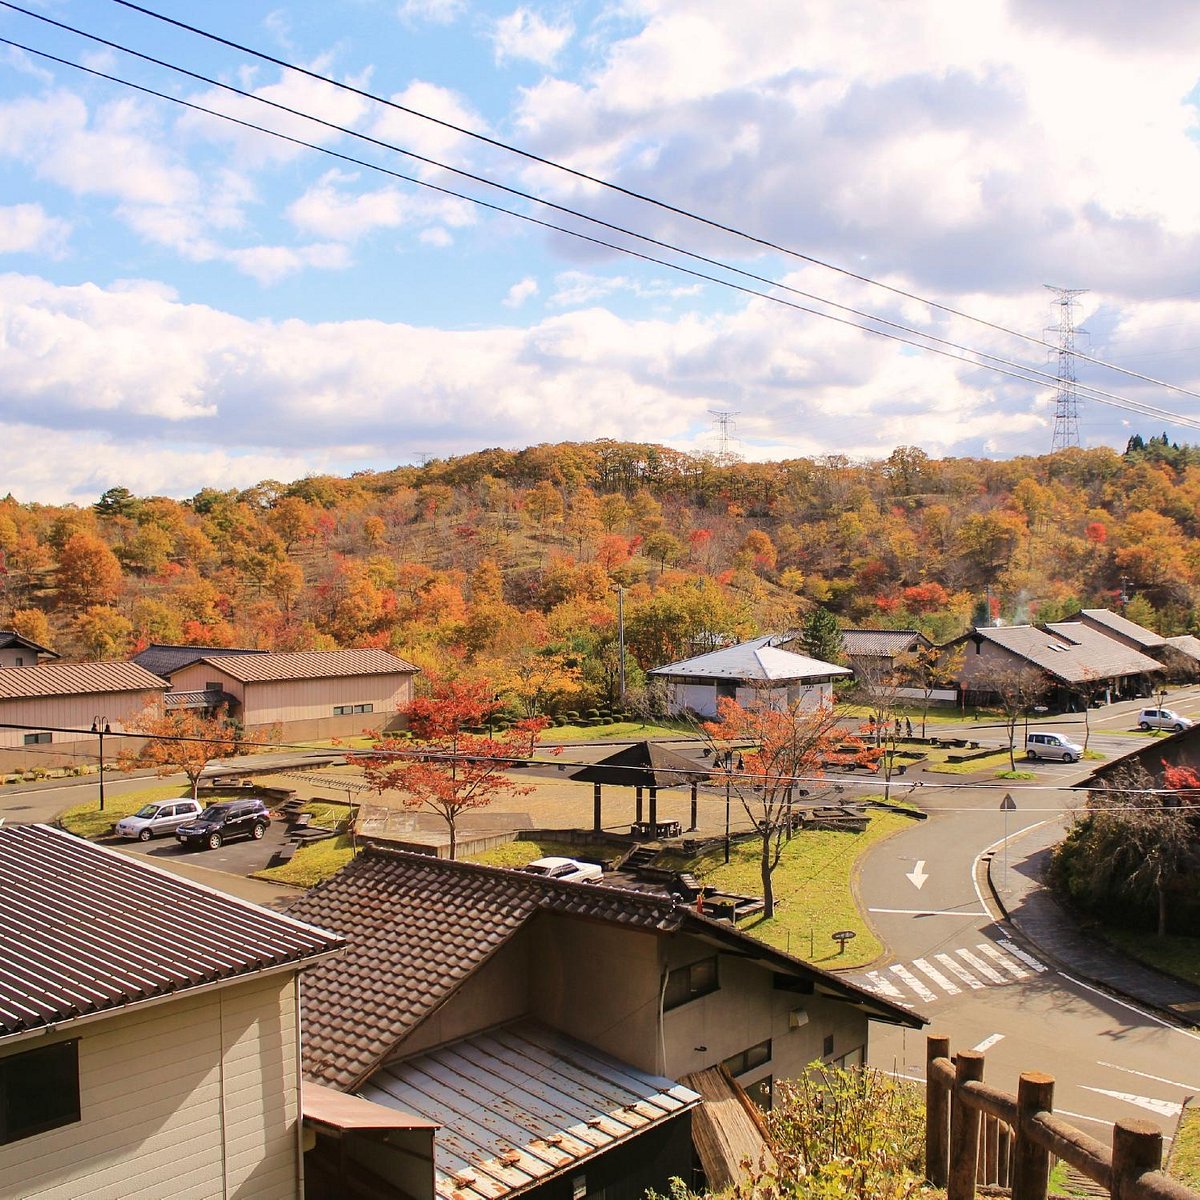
723;764;732;864
91;716;110;812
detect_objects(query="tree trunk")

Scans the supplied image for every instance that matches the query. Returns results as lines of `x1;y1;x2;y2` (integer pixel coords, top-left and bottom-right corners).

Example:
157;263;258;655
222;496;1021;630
1157;882;1168;937
760;831;775;919
448;818;457;861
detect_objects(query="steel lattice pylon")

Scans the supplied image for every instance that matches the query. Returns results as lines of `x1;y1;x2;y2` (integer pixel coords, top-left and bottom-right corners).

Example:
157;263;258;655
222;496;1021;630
1045;284;1088;452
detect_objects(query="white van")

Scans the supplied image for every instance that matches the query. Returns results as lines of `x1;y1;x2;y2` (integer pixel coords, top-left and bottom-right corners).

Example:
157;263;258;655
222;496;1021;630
1025;731;1083;763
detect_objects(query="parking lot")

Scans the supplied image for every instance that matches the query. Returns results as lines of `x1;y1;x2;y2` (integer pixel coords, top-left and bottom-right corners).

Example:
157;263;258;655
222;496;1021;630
115;814;295;875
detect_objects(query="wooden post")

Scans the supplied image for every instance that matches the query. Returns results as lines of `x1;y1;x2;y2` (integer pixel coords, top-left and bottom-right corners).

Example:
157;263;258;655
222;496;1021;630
985;1115;999;1185
593;782;602;833
1012;1072;1054;1200
635;786;644;823
926;1034;950;1187
998;1125;1011;1188
648;785;658;828
689;783;698;831
1112;1120;1163;1200
949;1049;984;1200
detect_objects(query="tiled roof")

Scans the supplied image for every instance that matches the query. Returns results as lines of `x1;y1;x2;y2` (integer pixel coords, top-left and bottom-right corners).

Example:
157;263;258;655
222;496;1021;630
0;659;166;701
363;1021;700;1200
571;741;711;787
970;624;1162;684
1067;609;1167;650
841;629;929;658
133;642;267;680
0;825;342;1040
1165;634;1200;663
0;631;58;659
288;848;920;1090
649;640;851;682
198;648;420;683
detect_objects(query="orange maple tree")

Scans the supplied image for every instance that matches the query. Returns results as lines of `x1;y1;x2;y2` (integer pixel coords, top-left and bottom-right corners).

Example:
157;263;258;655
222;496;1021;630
120;708;239;799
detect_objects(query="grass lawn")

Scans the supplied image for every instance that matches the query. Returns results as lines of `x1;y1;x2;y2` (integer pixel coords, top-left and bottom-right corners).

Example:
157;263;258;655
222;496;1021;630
257;834;358;887
472;839;630;871
924;749;1016;776
1098;928;1200;988
59;784;192;838
1170;1102;1200;1187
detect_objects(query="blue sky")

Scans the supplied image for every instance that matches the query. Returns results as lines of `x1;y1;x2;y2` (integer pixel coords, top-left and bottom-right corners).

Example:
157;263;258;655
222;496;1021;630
2;0;1200;502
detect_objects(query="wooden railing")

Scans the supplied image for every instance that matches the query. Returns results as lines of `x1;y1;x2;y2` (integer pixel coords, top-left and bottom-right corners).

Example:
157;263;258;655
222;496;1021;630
925;1035;1197;1200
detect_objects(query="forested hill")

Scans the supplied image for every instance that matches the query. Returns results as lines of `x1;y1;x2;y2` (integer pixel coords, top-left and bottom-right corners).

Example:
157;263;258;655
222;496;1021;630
1;435;1195;712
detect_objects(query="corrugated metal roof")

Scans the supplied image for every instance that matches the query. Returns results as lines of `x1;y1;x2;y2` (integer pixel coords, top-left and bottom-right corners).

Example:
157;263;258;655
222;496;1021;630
288;849;922;1090
973;624;1162;684
362;1022;700;1200
0;825;343;1040
0;659;167;700
648;641;851;682
198;648;419;683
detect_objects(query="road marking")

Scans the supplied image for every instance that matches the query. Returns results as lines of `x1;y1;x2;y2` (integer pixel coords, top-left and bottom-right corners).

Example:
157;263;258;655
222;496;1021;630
913;958;960;995
957;948;1006;984
1096;1062;1200;1092
867;907;989;916
890;964;937;1003
936;953;984;989
864;971;904;999
1081;1088;1182;1119
996;938;1047;972
972;1033;1005;1052
977;943;1028;979
1061;972;1200;1041
906;860;929;889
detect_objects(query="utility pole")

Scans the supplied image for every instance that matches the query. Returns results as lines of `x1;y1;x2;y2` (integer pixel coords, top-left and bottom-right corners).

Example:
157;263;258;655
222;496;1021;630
1045;285;1088;452
708;410;741;467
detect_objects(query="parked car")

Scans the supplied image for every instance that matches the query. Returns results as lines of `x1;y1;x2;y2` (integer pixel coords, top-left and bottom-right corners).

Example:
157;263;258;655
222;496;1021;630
176;798;271;850
114;799;203;842
1025;731;1083;763
521;856;603;883
1137;707;1194;732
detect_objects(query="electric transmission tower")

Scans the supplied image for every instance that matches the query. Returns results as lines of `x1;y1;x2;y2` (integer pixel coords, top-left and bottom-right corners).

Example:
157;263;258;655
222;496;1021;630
1044;284;1088;452
709;409;741;466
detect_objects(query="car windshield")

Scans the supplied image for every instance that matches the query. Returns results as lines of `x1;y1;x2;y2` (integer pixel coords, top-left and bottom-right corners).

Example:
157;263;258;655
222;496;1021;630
198;805;230;819
133;804;161;819
522;864;552;875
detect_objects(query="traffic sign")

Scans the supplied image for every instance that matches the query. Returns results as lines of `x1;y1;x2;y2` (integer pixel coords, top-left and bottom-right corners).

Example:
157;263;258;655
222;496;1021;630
1000;794;1017;811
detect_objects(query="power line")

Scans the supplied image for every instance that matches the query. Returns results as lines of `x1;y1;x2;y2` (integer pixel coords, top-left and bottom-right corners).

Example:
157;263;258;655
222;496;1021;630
97;0;1200;409
5;32;1200;434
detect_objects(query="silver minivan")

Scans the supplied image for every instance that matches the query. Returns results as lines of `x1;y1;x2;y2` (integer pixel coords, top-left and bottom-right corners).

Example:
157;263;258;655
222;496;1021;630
1025;731;1083;763
114;799;203;841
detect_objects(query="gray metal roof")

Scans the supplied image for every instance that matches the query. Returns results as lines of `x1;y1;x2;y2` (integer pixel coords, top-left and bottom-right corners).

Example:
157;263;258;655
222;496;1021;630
971;623;1162;684
0;825;342;1040
1165;634;1200;662
1067;609;1167;650
362;1021;700;1200
648;640;850;682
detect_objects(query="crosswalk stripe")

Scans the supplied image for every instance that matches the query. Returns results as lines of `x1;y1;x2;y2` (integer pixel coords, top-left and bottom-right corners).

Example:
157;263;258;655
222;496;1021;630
996;939;1047;972
977;943;1028;979
957;948;1006;984
936;953;984;989
890;963;937;1003
865;970;904;999
913;958;961;995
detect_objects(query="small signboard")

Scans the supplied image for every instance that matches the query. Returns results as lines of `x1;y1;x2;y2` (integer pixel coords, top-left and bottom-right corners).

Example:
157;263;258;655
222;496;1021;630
1000;794;1017;811
832;929;856;954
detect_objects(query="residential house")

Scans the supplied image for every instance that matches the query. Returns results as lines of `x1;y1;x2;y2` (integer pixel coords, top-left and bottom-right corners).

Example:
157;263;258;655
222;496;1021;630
0;824;342;1199
839;629;931;675
0;660;167;773
649;637;852;719
288;848;922;1200
947;623;1162;710
0;630;58;669
159;648;420;740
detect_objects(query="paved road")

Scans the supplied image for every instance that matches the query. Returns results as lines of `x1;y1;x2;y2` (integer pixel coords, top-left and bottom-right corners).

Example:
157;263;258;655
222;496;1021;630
847;760;1200;1137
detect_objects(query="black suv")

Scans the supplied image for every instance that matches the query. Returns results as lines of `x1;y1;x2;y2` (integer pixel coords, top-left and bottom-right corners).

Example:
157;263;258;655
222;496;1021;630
176;799;270;850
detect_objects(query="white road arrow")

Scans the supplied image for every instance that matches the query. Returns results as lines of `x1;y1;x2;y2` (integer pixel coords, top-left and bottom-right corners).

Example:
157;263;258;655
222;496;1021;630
906;860;929;890
1081;1087;1181;1119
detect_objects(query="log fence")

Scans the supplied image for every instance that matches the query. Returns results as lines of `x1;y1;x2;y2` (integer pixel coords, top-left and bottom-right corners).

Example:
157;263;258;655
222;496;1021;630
925;1034;1197;1200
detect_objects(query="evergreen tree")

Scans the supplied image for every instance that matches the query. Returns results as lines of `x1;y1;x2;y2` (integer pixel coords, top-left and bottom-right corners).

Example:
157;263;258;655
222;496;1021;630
799;605;843;664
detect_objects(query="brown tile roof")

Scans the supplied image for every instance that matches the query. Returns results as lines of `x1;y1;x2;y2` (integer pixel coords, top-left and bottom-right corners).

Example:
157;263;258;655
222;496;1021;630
198;648;419;683
0;825;343;1040
287;848;921;1090
841;629;930;658
968;624;1162;685
0;660;166;701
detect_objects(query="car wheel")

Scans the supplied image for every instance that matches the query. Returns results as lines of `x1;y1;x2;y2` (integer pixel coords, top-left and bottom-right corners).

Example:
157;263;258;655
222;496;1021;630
1027;750;1038;761
138;828;154;842
207;832;223;850
1062;752;1076;764
1175;724;1186;732
251;823;266;840
1139;722;1151;730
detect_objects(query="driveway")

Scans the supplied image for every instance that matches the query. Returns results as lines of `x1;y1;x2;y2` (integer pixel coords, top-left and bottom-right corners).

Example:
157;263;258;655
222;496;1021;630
111;815;296;875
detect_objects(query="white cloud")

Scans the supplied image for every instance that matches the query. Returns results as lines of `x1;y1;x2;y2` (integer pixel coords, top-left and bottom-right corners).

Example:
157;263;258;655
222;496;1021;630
0;205;70;257
366;81;489;173
398;0;465;25
504;276;539;307
492;8;574;67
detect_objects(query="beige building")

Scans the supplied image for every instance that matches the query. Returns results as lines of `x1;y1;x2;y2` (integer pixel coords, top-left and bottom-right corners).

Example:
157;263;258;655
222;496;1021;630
289;848;921;1200
0;631;57;669
0;824;342;1200
0;660;167;773
164;648;420;740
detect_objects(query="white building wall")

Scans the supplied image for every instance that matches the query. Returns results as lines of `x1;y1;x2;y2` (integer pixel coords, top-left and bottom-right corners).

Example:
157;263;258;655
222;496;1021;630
0;973;302;1200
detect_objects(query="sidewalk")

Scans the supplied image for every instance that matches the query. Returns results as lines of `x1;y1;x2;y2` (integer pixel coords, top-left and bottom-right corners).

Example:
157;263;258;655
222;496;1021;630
986;818;1200;1028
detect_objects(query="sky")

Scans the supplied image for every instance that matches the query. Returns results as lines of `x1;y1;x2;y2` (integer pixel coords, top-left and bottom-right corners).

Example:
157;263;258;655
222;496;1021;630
2;0;1200;504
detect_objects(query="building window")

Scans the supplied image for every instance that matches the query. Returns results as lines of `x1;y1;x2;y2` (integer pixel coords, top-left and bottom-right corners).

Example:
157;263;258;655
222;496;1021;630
333;705;351;716
823;1034;835;1058
353;703;373;714
22;732;51;746
722;1039;772;1077
14;657;22;666
664;956;719;1010
0;1040;80;1145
